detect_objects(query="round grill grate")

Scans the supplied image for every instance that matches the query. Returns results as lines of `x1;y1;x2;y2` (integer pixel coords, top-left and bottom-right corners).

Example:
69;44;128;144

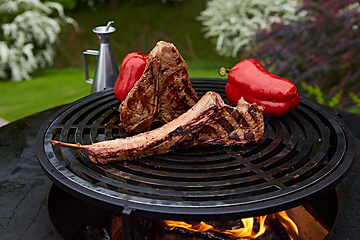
36;78;355;221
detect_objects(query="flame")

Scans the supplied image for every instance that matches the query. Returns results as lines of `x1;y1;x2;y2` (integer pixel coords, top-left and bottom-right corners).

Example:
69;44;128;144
275;211;299;240
164;215;268;239
164;211;299;239
226;216;267;239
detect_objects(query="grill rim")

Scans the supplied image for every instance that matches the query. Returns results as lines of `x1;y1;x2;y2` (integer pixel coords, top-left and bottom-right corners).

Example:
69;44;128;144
36;78;355;221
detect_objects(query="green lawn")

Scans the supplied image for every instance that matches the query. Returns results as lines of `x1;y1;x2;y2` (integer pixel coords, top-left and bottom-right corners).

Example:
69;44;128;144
0;68;90;122
56;0;237;69
0;65;225;122
0;0;234;123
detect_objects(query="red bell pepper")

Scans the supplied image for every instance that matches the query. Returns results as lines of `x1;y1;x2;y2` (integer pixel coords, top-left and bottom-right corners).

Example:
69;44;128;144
114;52;148;101
224;59;299;118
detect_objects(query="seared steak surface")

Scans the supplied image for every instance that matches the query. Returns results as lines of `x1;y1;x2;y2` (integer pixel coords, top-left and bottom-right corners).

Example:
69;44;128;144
119;41;199;134
51;91;265;164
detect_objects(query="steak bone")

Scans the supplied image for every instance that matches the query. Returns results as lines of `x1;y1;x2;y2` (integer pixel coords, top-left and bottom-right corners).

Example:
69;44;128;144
51;91;265;164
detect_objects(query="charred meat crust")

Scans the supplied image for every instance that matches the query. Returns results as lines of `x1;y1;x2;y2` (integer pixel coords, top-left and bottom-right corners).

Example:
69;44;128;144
118;41;199;134
51;91;265;164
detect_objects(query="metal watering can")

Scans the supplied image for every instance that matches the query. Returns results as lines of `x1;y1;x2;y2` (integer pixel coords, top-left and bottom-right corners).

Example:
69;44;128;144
83;21;119;93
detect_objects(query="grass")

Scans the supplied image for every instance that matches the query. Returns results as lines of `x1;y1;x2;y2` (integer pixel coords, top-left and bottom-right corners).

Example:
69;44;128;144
0;68;91;122
0;65;225;122
0;0;236;122
56;0;237;68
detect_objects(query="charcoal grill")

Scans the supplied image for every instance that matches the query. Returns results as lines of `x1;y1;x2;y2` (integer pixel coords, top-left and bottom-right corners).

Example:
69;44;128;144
36;78;355;240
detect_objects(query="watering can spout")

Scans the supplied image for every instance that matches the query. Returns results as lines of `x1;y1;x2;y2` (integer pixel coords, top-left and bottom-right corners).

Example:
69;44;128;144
105;21;114;31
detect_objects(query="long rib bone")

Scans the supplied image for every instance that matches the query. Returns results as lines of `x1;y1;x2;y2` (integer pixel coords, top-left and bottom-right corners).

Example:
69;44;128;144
51;91;265;164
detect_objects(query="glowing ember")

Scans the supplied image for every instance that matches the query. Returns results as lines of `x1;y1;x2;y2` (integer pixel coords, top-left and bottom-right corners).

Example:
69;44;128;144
163;211;299;239
164;215;267;239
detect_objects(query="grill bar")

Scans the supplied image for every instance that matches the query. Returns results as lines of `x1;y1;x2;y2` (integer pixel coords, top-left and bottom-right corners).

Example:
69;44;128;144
37;78;355;224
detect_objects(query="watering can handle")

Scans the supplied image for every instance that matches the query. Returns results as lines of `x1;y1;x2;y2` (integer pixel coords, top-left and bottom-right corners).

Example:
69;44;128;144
83;50;99;84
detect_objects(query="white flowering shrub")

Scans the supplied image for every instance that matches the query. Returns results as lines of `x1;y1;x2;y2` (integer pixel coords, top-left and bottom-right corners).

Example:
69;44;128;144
0;0;77;81
197;0;305;57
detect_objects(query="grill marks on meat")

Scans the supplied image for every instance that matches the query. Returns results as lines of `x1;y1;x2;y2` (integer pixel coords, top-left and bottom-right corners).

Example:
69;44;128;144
119;41;199;134
51;91;265;164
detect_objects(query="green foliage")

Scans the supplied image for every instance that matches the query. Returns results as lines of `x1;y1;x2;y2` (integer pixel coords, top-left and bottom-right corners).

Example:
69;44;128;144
55;0;236;69
0;0;77;81
197;0;304;57
247;0;360;98
47;0;77;10
48;0;184;10
301;82;360;115
161;0;184;4
348;92;360;114
301;82;343;107
243;0;360;114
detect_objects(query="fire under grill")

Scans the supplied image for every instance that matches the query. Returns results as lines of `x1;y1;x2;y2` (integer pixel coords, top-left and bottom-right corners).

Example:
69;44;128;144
36;78;355;240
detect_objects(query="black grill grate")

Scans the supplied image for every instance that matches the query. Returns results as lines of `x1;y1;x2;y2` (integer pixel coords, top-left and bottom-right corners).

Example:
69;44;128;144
37;78;354;224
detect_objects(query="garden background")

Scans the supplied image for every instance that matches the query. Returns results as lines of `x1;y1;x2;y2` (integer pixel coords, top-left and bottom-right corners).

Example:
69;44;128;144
1;0;360;123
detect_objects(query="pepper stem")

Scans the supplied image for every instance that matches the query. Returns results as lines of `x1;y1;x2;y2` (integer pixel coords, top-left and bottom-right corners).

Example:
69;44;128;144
219;67;230;77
